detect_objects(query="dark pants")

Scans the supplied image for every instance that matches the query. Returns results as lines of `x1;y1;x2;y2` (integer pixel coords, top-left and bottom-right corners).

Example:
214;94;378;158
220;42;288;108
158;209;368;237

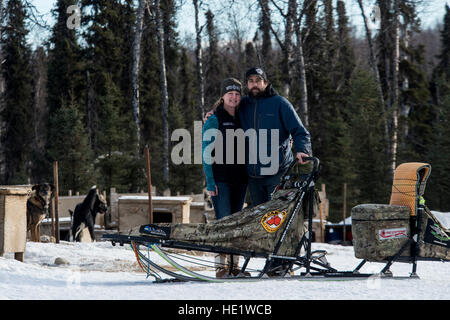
247;169;286;207
211;182;247;220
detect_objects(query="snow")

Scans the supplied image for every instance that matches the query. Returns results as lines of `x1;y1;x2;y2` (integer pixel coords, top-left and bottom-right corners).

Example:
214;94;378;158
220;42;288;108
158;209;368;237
1;240;449;300
431;211;450;230
119;195;192;202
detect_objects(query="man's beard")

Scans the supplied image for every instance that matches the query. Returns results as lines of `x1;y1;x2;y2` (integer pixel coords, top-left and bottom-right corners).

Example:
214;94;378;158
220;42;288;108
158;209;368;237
249;87;263;97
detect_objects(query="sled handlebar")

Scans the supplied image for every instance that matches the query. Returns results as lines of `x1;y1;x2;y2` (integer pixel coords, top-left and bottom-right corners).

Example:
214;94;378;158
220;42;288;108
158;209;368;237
279;156;320;189
302;156;319;170
286;156;320;174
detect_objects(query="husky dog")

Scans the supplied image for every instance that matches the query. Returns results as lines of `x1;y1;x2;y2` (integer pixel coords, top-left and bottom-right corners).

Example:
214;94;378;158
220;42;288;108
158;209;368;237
27;183;55;242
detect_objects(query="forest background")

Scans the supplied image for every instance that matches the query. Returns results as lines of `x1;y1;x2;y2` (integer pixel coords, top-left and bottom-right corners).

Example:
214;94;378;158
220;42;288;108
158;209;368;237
0;0;449;222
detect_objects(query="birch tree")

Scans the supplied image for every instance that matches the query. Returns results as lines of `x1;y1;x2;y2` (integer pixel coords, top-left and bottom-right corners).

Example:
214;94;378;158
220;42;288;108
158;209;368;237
390;0;400;173
193;0;204;120
155;0;169;185
131;0;146;154
293;0;312;127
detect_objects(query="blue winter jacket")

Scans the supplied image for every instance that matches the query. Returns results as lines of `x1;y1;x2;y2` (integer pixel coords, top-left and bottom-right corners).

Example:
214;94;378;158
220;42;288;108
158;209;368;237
238;84;311;177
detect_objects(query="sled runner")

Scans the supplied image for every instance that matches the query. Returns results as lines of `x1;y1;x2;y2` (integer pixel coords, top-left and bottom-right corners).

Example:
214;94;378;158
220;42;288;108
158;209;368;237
352;162;450;278
103;157;374;282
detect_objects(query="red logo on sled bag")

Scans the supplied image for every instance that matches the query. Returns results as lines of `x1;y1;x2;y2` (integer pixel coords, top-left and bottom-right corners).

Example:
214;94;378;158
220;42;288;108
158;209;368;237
261;210;287;233
378;227;408;240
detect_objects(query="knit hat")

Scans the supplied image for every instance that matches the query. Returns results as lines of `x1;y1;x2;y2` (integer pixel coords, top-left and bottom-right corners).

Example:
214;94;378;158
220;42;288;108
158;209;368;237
245;67;268;82
220;78;242;96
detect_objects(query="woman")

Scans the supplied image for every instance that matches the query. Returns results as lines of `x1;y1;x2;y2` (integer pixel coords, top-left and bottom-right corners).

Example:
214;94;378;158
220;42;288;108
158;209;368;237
202;78;248;278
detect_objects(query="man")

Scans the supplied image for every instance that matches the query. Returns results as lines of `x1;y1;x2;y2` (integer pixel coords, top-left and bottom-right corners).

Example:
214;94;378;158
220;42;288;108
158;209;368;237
238;67;311;207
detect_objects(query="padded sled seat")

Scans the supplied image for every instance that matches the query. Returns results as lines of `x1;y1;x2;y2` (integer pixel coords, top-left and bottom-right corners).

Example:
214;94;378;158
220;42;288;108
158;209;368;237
389;162;431;216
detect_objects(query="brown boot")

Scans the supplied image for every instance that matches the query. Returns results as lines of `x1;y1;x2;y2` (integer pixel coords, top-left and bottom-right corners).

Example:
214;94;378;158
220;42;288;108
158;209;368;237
216;267;230;278
231;268;251;277
229;255;251;277
215;254;229;278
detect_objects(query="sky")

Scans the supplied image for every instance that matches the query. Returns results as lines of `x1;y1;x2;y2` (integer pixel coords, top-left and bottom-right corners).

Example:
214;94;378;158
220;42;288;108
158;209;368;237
27;0;448;47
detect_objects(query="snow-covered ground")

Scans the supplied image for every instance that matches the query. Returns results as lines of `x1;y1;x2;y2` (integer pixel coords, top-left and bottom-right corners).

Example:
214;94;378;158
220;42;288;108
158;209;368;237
1;239;449;300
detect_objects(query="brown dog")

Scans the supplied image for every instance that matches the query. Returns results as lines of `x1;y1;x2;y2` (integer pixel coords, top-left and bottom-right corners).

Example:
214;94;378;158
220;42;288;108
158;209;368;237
27;183;55;242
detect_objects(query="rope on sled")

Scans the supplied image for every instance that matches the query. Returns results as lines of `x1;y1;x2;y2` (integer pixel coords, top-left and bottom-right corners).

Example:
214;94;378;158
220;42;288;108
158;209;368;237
131;241;161;280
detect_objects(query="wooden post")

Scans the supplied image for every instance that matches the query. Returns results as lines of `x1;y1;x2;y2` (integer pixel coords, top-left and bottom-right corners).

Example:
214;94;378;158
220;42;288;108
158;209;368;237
342;183;347;243
319;202;324;243
51;199;55;241
145;146;153;224
53;161;60;243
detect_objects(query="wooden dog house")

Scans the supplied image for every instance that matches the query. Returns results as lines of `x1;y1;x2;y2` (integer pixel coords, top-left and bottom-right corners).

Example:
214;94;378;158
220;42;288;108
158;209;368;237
117;195;193;232
0;185;32;261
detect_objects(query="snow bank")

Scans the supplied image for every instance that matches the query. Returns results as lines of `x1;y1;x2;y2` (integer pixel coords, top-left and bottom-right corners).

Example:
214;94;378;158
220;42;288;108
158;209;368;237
0;240;449;300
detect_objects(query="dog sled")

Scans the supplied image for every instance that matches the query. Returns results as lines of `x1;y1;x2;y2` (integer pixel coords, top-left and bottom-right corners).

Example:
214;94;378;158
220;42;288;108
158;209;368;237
103;157;368;282
102;158;449;282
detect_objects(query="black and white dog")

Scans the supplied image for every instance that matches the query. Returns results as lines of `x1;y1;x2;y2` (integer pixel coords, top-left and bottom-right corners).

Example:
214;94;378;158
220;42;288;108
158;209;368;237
70;186;107;242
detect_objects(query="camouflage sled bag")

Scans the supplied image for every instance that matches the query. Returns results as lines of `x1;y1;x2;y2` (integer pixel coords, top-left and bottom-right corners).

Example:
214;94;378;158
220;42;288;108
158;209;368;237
129;185;320;257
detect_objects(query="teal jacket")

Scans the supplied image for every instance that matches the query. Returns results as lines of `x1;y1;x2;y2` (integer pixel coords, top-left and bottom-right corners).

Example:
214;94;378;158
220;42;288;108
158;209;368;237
202;105;247;191
202;114;219;191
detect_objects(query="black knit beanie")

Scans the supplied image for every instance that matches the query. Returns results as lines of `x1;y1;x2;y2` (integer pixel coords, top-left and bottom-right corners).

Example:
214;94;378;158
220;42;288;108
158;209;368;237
220;78;242;96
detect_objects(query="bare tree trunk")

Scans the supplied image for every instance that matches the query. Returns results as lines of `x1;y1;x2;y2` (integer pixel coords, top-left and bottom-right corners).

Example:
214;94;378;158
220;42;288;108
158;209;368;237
390;0;400;174
155;0;169;185
259;0;271;69
265;0;295;98
293;2;308;127
85;69;93;148
357;0;388;147
131;0;145;154
193;0;204;121
282;0;295;98
400;16;410;144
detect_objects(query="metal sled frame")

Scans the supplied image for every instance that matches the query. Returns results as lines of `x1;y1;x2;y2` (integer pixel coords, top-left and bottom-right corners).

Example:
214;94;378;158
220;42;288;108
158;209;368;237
103;157;376;282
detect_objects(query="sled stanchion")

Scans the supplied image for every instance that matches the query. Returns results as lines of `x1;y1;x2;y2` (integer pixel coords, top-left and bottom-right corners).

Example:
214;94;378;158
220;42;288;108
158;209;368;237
411;205;424;278
240;257;250;275
353;259;367;273
305;184;315;275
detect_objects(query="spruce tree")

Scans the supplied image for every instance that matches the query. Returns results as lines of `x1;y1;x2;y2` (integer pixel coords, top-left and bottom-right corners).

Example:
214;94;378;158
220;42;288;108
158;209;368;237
427;4;450;211
46;101;96;194
1;0;33;184
140;6;163;193
47;0;83;115
171;48;203;195
426;92;450;211
81;0;138;192
335;0;355;98
299;0;355;221
396;44;433;163
434;4;450;81
30;47;50;183
45;0;91;191
204;9;222;110
347;69;391;205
